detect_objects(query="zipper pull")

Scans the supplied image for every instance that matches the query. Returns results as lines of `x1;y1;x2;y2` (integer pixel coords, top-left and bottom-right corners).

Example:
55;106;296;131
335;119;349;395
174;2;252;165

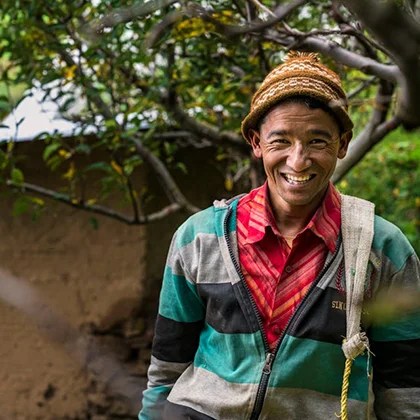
263;353;275;375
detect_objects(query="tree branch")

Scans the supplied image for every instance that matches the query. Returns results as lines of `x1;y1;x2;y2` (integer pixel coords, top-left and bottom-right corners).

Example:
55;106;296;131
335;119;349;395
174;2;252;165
35;22;115;120
347;76;377;100
165;92;248;153
333;115;400;183
132;135;201;214
186;0;309;37
248;0;276;18
6;180;191;225
80;0;179;36
340;0;420;127
329;3;390;58
332;80;397;183
266;32;399;82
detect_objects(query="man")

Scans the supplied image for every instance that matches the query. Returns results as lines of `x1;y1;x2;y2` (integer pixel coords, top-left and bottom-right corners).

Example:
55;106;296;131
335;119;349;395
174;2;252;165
139;52;420;419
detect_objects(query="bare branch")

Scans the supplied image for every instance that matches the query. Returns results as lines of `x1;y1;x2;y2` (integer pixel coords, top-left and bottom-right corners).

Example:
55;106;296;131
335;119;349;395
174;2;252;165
249;0;276;18
347;76;377;100
35;22;115;120
340;0;420;127
145;9;183;48
297;38;398;82
80;0;179;36
332;115;400;183
166;92;248;153
125;173;142;223
404;0;420;22
329;3;389;58
187;0;308;37
333;80;397;183
132;135;201;214
266;32;399;82
6;180;192;225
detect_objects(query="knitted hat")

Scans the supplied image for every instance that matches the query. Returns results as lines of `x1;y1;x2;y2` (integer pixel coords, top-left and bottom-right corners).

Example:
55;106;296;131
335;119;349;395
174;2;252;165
241;51;353;143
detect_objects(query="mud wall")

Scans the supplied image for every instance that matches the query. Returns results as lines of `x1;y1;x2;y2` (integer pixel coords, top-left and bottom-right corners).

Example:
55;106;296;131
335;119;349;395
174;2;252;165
0;140;244;419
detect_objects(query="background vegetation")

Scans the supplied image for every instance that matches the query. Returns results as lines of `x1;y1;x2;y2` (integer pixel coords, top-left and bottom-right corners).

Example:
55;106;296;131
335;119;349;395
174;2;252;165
339;129;419;253
0;0;418;241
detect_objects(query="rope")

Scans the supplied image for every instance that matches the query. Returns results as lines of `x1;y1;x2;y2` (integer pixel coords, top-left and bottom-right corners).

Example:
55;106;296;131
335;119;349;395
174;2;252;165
335;356;354;420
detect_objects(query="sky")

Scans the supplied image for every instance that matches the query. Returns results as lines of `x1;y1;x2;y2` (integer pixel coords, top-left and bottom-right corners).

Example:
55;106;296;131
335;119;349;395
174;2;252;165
0;88;83;142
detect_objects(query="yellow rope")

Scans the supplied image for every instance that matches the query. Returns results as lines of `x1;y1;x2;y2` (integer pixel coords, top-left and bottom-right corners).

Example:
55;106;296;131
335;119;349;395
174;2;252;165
335;357;354;419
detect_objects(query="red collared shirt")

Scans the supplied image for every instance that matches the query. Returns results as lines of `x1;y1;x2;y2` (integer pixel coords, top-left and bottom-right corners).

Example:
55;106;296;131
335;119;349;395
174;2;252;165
237;182;341;350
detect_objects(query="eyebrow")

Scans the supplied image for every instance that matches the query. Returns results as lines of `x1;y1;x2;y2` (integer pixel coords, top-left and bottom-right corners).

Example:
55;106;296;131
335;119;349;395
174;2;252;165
267;128;334;140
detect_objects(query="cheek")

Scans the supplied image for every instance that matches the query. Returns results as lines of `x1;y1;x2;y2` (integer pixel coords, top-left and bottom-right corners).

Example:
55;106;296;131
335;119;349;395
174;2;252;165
263;153;284;171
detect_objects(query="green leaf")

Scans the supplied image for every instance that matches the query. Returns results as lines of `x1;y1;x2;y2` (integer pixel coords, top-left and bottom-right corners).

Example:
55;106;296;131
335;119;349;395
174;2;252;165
74;144;91;154
176;161;188;174
43;143;61;161
0;100;12;111
46;155;63;171
11;167;24;185
13;197;30;216
89;217;99;230
84;161;111;172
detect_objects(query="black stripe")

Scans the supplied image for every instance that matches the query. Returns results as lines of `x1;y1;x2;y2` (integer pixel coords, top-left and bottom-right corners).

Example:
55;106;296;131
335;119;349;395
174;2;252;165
197;283;258;333
163;401;216;420
372;338;420;388
288;286;346;345
152;315;203;363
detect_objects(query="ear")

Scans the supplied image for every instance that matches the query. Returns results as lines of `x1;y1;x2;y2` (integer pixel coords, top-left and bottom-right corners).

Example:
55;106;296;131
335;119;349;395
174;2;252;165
249;129;262;159
337;131;352;159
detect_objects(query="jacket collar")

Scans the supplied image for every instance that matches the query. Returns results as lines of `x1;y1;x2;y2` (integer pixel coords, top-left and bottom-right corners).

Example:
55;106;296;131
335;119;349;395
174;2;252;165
243;181;341;253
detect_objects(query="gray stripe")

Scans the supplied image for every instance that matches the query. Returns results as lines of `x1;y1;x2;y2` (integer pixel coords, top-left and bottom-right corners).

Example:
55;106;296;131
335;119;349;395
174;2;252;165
176;232;233;285
165;232;195;284
167;232;233;285
371;251;420;297
261;387;375;420
317;244;343;290
218;231;242;286
147;356;191;387
373;384;420;419
168;366;257;419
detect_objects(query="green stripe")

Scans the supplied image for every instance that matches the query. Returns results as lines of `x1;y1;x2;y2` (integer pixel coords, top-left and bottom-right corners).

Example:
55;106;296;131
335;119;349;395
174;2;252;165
176;200;239;248
370;313;420;341
270;335;370;402
194;323;265;384
159;266;205;322
373;216;414;271
176;206;217;248
139;385;171;419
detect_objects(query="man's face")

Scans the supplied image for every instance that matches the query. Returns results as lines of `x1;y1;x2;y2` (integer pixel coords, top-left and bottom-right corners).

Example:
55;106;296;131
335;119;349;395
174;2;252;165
249;101;351;216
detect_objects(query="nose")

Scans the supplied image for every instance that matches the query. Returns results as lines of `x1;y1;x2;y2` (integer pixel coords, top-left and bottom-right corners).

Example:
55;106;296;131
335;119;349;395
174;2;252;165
286;143;312;172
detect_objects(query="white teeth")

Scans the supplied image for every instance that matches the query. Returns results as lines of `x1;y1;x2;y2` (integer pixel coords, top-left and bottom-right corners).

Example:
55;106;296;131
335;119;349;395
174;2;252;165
284;174;312;183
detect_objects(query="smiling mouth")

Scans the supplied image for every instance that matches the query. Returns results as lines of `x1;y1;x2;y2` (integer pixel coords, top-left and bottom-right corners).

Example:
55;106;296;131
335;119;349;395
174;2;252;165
282;174;316;185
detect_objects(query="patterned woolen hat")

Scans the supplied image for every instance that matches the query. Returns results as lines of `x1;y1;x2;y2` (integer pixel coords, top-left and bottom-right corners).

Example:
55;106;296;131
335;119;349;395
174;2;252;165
241;51;354;143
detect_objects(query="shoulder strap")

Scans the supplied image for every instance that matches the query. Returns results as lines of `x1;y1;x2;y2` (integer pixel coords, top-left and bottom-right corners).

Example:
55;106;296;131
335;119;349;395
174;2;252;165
340;194;375;359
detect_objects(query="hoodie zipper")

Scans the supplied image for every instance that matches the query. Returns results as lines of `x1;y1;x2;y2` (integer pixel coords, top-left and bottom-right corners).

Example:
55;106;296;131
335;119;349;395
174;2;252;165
223;205;342;420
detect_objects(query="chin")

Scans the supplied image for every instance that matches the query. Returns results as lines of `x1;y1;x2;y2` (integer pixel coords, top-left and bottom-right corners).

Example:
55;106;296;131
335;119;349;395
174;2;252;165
276;190;318;207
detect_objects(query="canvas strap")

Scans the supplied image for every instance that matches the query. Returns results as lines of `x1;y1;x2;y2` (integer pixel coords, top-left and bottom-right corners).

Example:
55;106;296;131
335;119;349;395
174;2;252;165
340;194;375;359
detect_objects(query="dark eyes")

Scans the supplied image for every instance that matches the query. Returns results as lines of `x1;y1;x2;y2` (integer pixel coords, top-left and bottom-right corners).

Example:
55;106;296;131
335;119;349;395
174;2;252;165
271;138;329;149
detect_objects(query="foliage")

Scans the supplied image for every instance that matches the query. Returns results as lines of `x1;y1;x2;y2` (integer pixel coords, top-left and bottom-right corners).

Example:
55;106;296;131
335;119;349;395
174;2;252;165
338;129;420;254
0;0;418;224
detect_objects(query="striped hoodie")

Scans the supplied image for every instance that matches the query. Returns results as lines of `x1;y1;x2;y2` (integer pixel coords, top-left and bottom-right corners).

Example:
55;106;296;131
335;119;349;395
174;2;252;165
139;195;420;420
